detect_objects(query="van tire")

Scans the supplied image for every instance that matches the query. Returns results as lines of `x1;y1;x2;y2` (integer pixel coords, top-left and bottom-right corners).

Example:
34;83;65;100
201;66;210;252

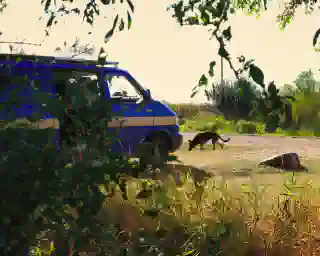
140;134;170;169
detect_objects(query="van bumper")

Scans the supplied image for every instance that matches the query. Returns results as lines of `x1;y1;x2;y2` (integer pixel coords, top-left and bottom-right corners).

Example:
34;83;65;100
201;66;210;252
170;133;183;152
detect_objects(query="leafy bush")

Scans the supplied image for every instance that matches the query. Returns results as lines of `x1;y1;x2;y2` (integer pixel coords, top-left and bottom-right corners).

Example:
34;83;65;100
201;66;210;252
236;120;265;134
192;115;227;131
168;103;201;119
0;66;131;254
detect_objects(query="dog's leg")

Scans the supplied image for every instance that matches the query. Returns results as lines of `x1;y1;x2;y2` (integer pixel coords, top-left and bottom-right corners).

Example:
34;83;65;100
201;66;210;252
200;144;204;151
211;139;215;150
219;142;224;149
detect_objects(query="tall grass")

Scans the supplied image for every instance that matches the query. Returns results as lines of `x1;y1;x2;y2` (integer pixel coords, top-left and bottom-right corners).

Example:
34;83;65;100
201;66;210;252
34;166;320;255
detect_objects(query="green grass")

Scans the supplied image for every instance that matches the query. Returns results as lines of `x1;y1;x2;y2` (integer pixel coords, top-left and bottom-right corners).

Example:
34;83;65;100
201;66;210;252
182;116;320;137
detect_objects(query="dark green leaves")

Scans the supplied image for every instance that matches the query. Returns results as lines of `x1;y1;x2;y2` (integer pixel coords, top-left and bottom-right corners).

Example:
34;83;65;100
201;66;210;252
249;64;265;87
313;28;320;47
83;1;100;25
172;1;185;26
208;61;216;77
100;0;111;5
105;14;119;43
44;0;52;12
200;9;210;25
126;0;134;13
199;74;208;87
191;74;209;98
191;61;217;98
222;26;232;41
190;90;197;98
46;13;56;27
127;11;132;29
119;18;125;31
218;45;229;59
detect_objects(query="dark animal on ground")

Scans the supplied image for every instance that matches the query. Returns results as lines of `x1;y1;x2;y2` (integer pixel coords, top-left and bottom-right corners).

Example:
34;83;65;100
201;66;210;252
188;132;230;151
259;152;308;171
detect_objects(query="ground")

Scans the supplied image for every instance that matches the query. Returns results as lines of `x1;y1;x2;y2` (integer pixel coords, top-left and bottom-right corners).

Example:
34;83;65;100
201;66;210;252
93;133;320;255
169;132;320;198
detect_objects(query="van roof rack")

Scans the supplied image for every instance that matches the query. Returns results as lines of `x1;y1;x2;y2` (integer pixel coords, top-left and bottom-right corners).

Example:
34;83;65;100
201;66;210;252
0;53;120;67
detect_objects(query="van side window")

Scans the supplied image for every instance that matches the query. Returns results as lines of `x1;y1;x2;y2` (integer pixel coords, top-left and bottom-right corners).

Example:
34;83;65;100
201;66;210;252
53;70;100;106
105;74;142;101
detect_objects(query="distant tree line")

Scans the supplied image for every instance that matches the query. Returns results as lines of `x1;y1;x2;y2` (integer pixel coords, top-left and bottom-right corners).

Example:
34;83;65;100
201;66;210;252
170;69;320;133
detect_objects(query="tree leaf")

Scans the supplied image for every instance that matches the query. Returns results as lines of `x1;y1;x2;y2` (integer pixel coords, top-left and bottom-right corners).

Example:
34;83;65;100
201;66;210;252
222;26;232;41
119;18;125;31
126;0;134;13
44;0;51;12
190;90;198;98
100;0;111;4
104;14;119;43
313;28;320;47
208;61;216;77
249;64;265;87
218;45;229;59
46;14;56;27
198;74;208;87
263;0;267;10
200;9;210;25
127;11;132;29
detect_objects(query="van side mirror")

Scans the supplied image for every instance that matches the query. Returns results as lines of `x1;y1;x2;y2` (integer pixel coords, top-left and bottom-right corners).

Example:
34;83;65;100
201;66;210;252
143;89;151;100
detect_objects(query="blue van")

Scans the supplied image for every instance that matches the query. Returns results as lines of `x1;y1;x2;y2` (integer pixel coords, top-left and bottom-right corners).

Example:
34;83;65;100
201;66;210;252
0;54;183;165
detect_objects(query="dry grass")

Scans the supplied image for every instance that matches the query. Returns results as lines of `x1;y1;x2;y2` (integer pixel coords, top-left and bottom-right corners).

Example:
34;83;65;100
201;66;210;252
38;145;320;255
93;162;320;256
89;140;320;256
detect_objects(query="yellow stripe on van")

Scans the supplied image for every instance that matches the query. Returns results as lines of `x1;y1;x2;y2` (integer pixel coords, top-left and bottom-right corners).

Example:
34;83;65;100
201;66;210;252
154;116;177;126
0;116;177;129
0;118;60;129
108;116;154;128
107;116;177;128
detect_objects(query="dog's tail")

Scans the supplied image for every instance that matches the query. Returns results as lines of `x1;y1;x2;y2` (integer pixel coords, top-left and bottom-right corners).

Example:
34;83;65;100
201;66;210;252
218;135;230;143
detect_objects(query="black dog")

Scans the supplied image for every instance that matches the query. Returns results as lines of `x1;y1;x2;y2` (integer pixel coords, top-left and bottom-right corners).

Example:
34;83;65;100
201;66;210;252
188;131;230;151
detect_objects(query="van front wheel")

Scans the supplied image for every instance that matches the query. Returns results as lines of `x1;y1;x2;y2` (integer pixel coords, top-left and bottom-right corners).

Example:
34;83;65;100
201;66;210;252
140;135;170;169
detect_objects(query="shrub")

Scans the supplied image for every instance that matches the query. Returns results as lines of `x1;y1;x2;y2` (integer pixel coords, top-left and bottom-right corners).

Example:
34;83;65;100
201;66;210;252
168;103;201;119
194;115;227;131
0;67;130;255
236;120;265;134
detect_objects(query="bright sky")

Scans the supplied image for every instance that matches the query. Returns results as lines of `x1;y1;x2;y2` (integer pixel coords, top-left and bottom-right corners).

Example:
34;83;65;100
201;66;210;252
0;0;319;103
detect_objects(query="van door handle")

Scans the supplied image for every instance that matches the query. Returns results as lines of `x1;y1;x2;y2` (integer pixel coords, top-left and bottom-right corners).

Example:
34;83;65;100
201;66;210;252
120;119;127;128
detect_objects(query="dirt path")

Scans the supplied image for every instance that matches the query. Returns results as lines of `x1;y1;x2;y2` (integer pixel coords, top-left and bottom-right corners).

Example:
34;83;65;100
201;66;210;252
181;132;320;160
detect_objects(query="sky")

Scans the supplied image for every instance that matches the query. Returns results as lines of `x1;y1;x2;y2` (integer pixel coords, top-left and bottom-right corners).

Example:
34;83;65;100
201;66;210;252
0;0;319;103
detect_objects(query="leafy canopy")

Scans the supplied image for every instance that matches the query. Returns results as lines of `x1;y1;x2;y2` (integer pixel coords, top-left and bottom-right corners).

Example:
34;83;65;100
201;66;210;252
168;0;320;97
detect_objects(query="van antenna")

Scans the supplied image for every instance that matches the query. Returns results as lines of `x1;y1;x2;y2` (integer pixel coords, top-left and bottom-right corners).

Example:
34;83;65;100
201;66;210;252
0;40;42;46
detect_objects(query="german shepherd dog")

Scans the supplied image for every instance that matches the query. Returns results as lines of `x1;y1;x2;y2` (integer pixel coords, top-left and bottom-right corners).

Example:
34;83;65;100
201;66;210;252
188;131;230;151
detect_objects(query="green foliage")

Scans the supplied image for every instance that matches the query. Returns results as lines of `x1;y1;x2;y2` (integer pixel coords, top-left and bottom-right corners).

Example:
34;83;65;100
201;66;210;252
168;0;320;134
248;64;264;88
168;103;201;119
293;69;319;94
292;91;320;130
213;79;260;121
0;59;132;254
236;120;265;134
